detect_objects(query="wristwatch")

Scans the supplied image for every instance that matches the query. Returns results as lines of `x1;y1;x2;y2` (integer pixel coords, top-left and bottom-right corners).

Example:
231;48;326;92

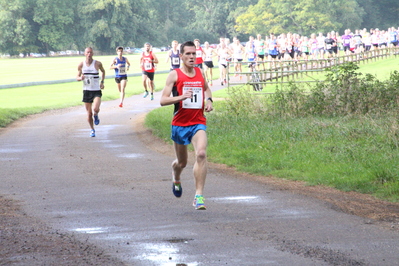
207;97;213;102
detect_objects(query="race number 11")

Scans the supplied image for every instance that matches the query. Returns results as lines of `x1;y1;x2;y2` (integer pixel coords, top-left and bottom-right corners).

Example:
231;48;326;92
182;86;203;109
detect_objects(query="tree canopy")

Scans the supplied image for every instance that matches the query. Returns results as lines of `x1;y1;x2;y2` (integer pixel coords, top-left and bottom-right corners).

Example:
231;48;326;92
235;0;363;35
0;0;397;55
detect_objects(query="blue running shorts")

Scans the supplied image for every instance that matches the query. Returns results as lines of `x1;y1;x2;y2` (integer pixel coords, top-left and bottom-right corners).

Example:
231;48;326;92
171;124;207;145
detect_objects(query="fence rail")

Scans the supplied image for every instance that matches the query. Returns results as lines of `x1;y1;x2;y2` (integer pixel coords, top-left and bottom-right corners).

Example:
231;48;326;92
227;47;399;89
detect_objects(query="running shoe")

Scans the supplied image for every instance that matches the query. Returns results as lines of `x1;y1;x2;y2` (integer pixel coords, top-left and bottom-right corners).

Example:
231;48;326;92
150;95;154;101
143;91;149;98
172;182;182;198
193;195;206;210
90;129;95;137
94;115;100;125
119;103;123;108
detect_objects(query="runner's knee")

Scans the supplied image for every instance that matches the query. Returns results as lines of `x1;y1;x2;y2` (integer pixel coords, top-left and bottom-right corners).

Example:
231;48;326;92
196;149;207;162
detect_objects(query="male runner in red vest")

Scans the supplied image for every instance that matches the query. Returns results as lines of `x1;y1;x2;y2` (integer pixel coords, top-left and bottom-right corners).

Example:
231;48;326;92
160;41;213;210
140;43;159;100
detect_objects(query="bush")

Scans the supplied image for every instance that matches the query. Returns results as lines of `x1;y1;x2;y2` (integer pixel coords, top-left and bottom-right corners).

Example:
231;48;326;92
268;62;399;118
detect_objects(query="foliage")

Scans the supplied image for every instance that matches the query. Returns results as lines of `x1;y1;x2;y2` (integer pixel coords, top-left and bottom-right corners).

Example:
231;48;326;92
359;0;399;30
0;0;398;54
0;0;38;54
188;0;257;39
268;62;399;117
235;0;364;36
33;0;75;52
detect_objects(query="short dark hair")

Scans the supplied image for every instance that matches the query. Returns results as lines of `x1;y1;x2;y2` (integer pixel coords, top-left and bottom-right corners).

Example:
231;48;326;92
180;41;195;54
116;46;123;51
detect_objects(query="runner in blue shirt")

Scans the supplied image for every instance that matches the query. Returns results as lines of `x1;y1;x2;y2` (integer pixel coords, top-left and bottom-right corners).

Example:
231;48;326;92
110;46;131;107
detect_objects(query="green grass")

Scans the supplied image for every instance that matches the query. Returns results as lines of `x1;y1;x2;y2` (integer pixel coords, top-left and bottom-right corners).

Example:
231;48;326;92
0;52;223;86
0;53;170;85
303;57;399;83
358;57;399;79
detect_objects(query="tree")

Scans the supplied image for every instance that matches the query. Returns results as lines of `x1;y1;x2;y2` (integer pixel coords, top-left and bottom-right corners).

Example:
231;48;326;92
77;0;153;51
33;0;76;53
145;0;194;45
0;0;37;55
235;0;364;36
358;0;399;30
187;0;257;43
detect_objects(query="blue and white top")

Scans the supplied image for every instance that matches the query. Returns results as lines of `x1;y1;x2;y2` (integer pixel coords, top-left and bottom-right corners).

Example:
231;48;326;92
390;31;398;43
246;42;256;61
114;57;128;78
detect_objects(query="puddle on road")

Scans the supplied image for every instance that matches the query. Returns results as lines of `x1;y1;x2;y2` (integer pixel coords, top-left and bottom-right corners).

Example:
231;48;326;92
76;124;121;139
0;148;27;153
275;208;313;218
117;153;144;158
134;242;198;266
0;157;19;161
211;196;260;203
95;139;112;143
72;227;108;234
104;144;125;148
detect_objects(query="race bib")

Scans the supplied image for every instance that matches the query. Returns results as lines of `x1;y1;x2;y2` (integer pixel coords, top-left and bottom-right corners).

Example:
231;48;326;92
326;44;332;49
144;62;152;70
119;66;126;75
196;50;202;57
219;56;227;65
84;76;94;85
182;86;203;109
172;57;180;65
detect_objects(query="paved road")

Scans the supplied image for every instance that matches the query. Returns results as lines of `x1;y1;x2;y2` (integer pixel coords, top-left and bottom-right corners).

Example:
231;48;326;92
1;84;399;265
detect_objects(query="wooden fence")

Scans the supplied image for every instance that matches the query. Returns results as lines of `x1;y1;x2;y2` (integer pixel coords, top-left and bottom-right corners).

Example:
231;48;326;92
227;47;399;89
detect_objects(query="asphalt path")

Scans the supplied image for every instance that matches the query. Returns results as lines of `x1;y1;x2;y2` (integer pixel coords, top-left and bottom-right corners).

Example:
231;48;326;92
1;82;399;265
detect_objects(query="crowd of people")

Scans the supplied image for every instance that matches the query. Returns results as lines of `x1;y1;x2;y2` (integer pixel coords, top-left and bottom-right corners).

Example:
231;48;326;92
162;26;399;85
